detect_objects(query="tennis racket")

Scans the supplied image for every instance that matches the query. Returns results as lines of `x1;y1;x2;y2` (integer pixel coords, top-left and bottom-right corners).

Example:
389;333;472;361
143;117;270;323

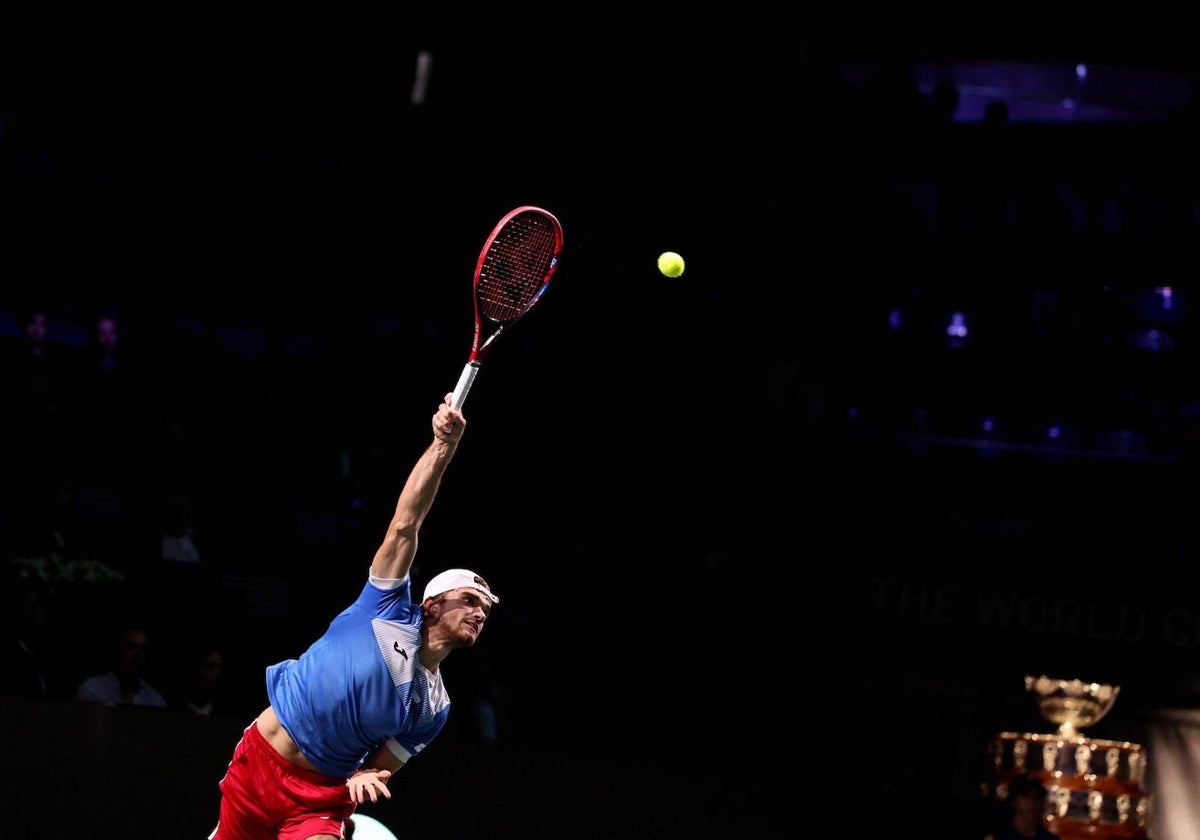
450;205;564;409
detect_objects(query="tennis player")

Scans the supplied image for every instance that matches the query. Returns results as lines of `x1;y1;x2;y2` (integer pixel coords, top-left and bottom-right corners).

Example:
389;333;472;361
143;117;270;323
209;394;499;840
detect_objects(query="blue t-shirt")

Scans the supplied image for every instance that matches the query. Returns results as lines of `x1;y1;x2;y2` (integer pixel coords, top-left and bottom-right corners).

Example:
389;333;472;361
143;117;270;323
265;576;450;779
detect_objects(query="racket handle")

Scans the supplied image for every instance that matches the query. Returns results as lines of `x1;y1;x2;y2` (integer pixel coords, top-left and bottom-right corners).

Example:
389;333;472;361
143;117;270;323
451;362;480;410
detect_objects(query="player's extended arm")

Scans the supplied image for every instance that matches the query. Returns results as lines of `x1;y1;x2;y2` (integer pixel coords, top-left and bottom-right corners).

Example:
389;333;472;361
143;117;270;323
370;395;465;581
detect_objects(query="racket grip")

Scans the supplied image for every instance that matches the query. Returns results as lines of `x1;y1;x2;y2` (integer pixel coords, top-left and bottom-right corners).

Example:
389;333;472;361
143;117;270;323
451;362;480;410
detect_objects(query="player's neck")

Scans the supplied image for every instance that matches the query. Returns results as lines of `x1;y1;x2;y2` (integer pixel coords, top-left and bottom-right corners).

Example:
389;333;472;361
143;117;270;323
418;642;450;673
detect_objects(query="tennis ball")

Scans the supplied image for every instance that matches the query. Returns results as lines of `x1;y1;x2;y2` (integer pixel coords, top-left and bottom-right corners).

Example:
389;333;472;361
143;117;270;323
657;251;685;278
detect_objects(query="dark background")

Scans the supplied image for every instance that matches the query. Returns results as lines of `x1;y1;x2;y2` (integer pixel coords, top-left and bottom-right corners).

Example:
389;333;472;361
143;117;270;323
3;8;1200;838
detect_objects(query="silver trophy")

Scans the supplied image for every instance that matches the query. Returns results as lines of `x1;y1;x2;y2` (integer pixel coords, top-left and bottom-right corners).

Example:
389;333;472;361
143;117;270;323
985;675;1151;838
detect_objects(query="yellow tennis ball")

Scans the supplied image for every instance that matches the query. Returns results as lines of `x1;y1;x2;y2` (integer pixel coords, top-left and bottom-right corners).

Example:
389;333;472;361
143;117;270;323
657;251;685;278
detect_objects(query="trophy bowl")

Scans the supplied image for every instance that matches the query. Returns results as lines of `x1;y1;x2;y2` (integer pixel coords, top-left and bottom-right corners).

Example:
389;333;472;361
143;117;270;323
1025;674;1120;738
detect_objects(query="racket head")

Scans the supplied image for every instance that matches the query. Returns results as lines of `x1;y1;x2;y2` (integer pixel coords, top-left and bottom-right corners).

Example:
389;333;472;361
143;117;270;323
472;206;563;334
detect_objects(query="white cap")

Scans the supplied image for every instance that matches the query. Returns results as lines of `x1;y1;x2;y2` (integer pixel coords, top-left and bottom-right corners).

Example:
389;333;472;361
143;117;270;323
422;568;499;604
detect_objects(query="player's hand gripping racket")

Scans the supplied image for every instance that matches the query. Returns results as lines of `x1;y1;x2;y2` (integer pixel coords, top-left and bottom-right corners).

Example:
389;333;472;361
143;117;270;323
450;205;564;409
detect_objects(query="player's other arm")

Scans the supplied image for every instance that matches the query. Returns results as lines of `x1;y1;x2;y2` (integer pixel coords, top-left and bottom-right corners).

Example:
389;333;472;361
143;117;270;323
347;745;405;804
370;395;465;581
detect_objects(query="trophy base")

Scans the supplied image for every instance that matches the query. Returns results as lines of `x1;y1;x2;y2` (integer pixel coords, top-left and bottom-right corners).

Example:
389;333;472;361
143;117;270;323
987;732;1151;839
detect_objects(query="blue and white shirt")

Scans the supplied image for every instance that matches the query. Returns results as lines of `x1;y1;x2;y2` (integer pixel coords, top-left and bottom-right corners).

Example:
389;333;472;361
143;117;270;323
265;575;450;779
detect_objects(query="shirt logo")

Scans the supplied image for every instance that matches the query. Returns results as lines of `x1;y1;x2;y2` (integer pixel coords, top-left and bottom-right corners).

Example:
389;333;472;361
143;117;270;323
393;642;408;660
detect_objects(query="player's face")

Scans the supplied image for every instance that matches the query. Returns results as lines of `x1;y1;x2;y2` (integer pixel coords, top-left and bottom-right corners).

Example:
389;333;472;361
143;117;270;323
436;588;492;646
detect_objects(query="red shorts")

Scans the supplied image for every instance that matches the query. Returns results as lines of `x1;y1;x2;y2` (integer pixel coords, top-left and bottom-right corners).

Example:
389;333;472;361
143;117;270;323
208;718;354;840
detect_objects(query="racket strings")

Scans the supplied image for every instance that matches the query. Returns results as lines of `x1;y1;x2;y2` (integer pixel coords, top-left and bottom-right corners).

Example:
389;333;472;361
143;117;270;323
477;214;559;322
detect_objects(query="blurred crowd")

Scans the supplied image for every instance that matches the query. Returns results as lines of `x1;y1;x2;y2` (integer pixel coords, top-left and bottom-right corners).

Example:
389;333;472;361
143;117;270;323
1;307;242;714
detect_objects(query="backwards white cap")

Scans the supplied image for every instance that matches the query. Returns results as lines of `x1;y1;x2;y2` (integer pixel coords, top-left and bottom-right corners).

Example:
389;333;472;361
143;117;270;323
422;568;500;604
